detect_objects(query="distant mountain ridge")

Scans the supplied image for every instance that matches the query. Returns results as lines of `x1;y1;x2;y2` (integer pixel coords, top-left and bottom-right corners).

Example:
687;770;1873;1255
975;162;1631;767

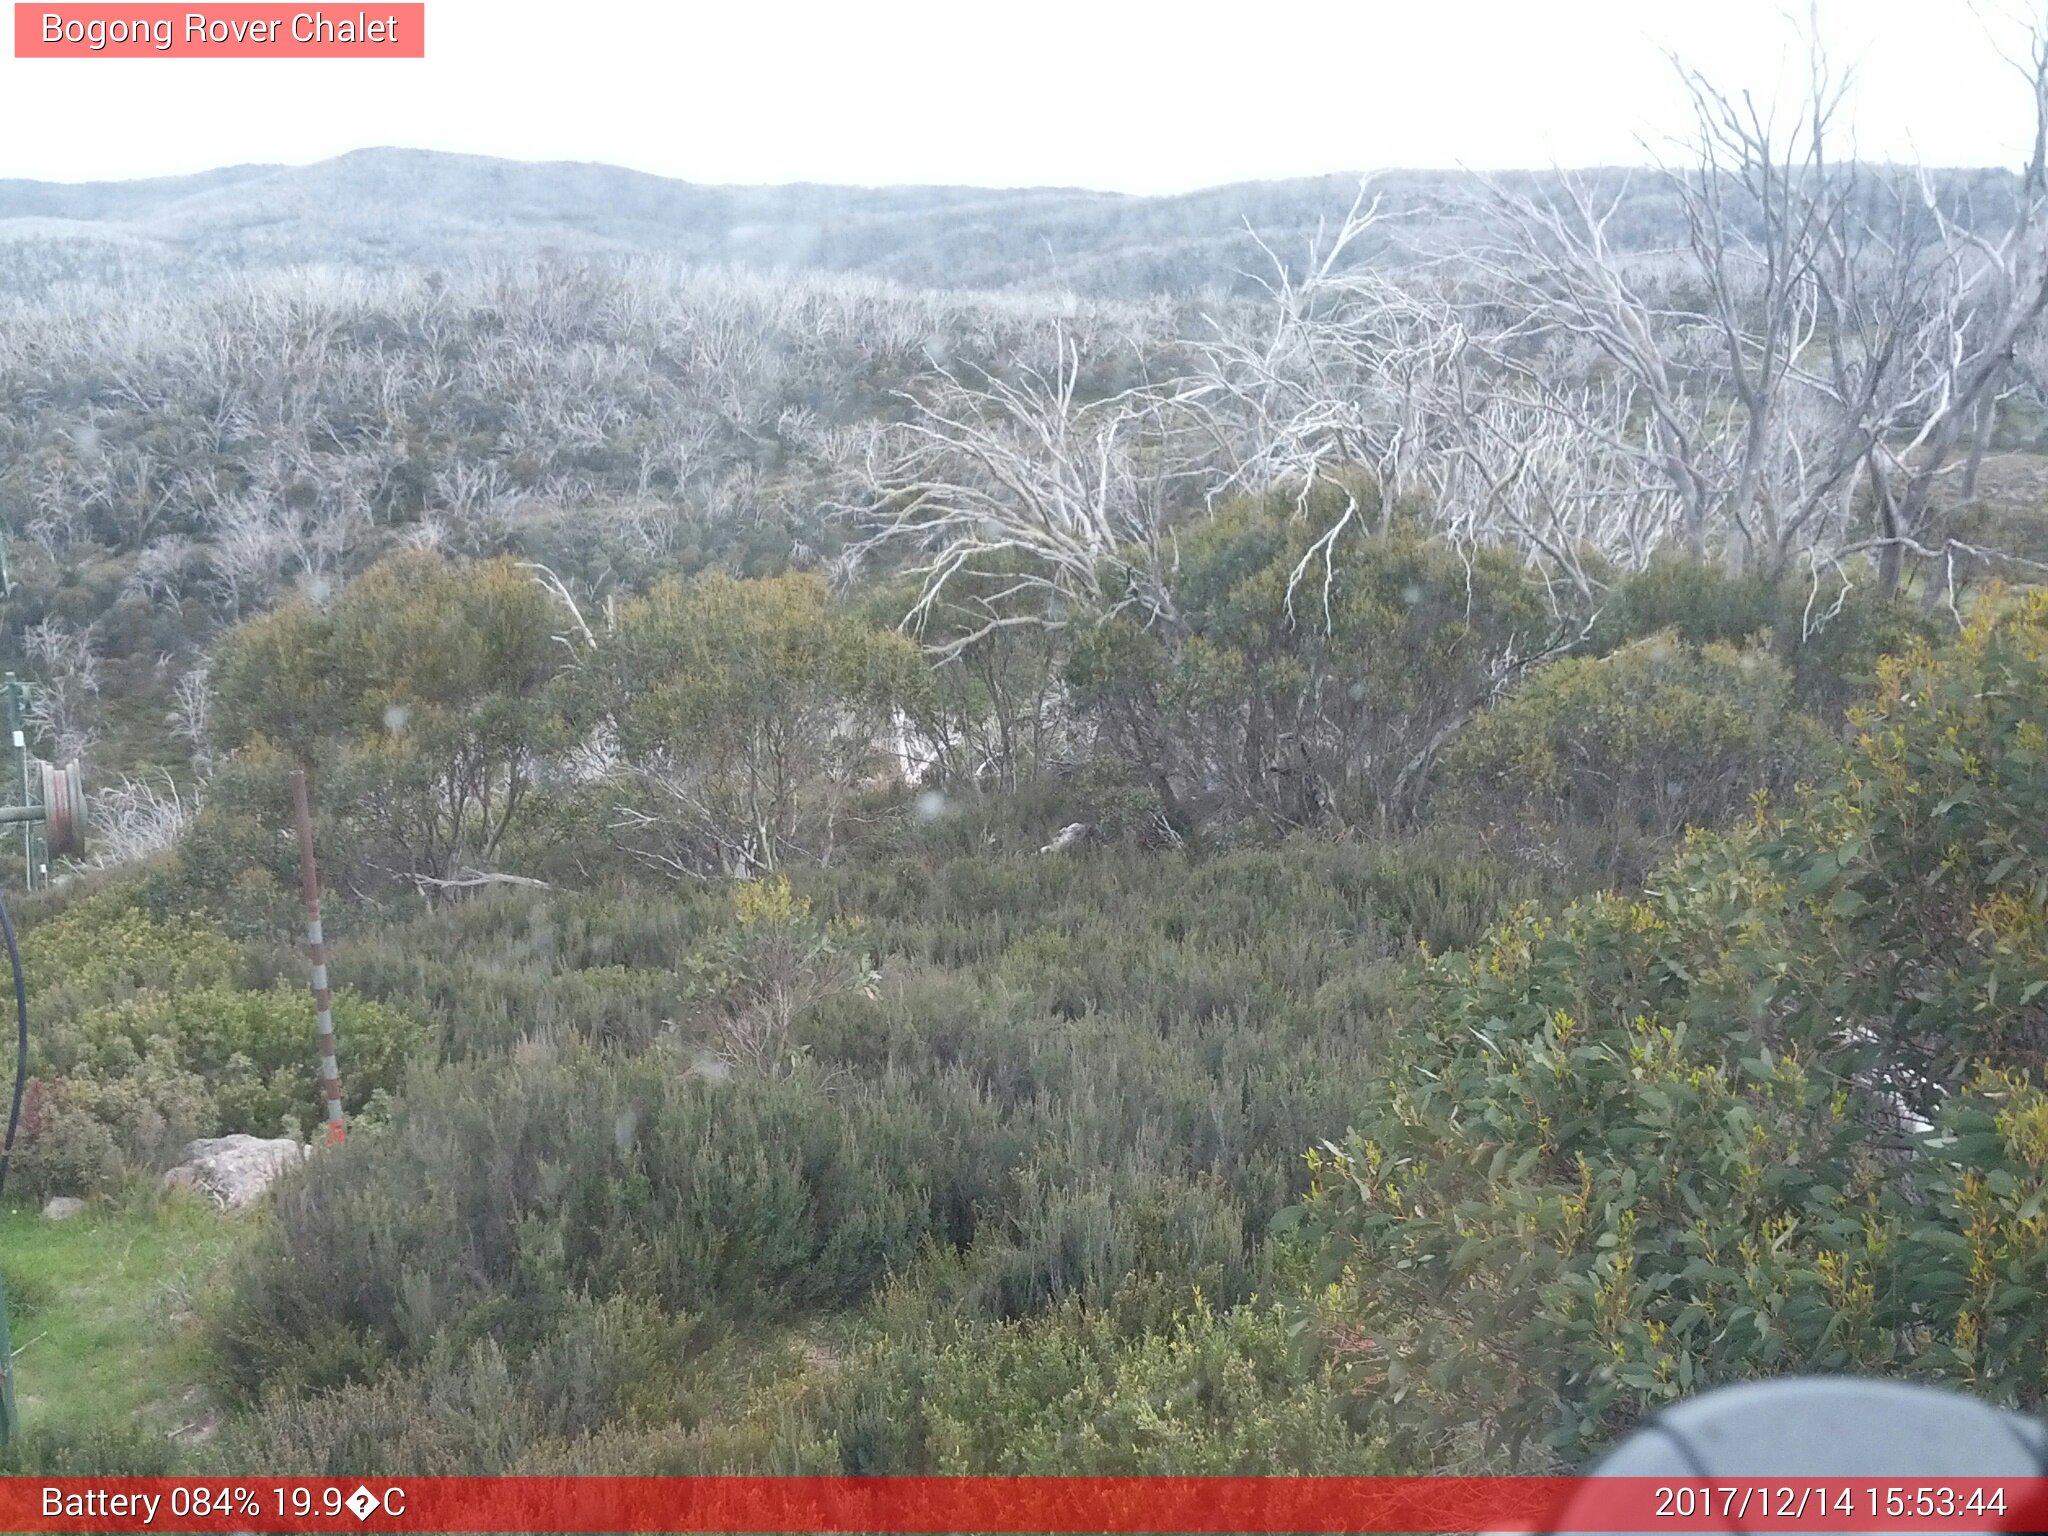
0;146;2016;301
0;147;1619;299
0;147;1364;297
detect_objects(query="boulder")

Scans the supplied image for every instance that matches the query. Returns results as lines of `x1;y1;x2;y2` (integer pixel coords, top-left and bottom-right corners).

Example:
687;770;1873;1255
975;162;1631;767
161;1134;309;1212
40;1196;84;1221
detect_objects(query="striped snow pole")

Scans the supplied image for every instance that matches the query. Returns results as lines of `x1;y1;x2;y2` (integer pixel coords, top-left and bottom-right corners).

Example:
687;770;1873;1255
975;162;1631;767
291;769;346;1145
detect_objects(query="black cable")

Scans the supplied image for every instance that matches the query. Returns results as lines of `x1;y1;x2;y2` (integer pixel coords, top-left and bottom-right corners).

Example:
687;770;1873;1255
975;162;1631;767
0;885;26;1205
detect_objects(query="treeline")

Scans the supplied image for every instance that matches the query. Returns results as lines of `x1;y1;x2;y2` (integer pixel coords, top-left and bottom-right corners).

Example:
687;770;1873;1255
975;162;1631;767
0;259;1190;782
2;157;1942;304
145;484;1923;924
12;129;2048;794
0;261;1166;709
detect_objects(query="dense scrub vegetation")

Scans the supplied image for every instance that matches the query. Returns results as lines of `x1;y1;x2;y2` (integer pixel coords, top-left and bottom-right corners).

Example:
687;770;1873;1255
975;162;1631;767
207;813;1561;1474
10;493;2032;1475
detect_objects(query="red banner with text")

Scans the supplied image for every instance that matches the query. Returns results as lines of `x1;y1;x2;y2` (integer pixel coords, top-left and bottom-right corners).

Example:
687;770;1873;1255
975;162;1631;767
14;4;423;57
6;1477;2048;1533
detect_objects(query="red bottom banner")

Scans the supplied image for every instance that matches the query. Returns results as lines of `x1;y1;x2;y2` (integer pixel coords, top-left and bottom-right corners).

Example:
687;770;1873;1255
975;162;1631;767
6;1476;2048;1534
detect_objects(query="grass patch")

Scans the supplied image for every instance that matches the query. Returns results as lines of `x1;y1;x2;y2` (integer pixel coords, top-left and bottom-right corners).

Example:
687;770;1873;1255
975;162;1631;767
0;1193;248;1451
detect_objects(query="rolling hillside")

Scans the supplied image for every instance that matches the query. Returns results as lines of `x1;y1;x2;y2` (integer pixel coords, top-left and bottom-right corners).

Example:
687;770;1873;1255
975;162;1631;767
0;149;1682;298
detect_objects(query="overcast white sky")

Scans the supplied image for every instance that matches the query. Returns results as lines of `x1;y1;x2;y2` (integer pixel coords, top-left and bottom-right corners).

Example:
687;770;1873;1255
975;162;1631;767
1;0;2043;192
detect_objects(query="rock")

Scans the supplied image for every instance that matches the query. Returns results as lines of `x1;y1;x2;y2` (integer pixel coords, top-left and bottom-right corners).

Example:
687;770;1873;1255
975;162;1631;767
1038;821;1092;855
160;1134;309;1212
159;1165;203;1198
40;1196;84;1221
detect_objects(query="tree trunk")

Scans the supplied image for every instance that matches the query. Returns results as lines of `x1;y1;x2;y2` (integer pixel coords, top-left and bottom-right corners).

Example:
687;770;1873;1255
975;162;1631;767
1960;395;1998;505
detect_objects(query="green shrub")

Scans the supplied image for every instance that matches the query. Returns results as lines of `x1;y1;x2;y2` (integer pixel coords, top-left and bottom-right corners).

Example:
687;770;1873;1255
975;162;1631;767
210;551;574;891
210;1043;951;1399
1596;554;1782;649
678;876;879;1078
960;1169;1251;1331
13;1056;214;1200
22;896;242;1014
220;1294;701;1475
49;986;426;1138
589;570;930;876
191;746;1562;1465
1599;554;1935;712
206;826;1464;1437
1067;488;1568;833
0;1420;185;1476
332;881;725;1060
143;741;308;939
1302;592;2048;1469
1437;632;1831;880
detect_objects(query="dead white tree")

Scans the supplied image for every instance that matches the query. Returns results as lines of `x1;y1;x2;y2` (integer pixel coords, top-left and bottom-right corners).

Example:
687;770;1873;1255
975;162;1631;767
1180;184;1458;503
1468;19;2048;594
848;326;1181;657
1168;184;1481;618
519;560;598;652
167;663;214;774
21;619;100;764
1852;25;2048;595
82;770;194;868
1435;373;1679;602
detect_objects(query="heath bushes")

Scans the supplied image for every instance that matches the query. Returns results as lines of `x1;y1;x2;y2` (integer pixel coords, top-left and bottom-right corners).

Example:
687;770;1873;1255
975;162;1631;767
588;571;930;877
209;551;573;893
208;834;1469;1437
218;1294;703;1475
210;1042;961;1398
9;896;426;1199
778;1297;1382;1474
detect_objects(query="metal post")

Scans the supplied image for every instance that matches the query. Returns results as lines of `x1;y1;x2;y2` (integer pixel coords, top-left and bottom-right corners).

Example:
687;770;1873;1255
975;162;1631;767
0;1271;13;1448
0;539;23;1446
291;770;346;1146
2;676;26;892
1;526;26;893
